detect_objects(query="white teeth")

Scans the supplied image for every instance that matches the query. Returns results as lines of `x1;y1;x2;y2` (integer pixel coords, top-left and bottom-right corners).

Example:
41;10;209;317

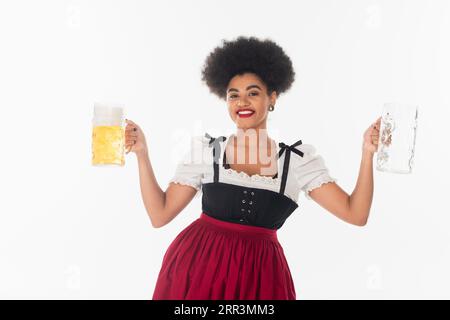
238;110;254;114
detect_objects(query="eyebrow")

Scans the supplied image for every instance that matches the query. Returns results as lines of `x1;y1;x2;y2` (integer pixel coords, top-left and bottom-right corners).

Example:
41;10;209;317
227;85;262;93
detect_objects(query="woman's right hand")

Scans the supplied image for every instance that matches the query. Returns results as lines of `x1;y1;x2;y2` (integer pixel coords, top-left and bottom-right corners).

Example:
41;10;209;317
125;119;148;155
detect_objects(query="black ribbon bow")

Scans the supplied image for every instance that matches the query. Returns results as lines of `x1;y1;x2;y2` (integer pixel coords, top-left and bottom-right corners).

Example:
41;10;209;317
205;133;227;163
205;133;227;183
277;140;304;158
277;139;304;195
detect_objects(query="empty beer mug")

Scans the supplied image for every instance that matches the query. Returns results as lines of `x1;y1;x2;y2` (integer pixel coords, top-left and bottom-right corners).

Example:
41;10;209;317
91;103;125;166
376;103;418;174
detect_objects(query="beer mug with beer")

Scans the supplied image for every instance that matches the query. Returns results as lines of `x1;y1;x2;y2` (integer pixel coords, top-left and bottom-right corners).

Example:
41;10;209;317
91;103;125;166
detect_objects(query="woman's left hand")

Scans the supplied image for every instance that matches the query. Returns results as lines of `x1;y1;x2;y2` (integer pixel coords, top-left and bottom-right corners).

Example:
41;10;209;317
362;116;381;155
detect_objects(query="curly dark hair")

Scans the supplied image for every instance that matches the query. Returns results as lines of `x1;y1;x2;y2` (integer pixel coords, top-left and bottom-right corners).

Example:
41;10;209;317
201;36;296;101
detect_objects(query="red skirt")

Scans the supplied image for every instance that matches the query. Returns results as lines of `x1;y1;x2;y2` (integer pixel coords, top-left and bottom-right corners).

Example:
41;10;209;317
152;212;296;300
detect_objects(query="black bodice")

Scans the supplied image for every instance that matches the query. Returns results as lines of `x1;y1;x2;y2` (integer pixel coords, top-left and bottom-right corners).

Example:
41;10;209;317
201;133;305;230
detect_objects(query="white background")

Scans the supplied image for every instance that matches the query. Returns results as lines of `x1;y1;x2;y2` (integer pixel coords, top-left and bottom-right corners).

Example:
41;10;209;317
0;0;449;299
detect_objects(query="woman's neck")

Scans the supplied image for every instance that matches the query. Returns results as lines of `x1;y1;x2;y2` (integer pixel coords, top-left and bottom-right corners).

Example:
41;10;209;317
232;128;273;150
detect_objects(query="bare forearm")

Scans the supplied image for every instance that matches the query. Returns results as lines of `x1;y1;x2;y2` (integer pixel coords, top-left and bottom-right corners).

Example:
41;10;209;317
136;151;166;225
349;150;374;225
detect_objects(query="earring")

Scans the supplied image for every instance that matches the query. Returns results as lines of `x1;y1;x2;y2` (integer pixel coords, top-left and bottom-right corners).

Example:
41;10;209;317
268;104;274;111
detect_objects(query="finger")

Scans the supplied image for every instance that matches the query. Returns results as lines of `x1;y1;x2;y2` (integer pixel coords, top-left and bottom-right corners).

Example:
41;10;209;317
125;126;138;132
125;133;138;138
125;125;137;130
125;140;136;146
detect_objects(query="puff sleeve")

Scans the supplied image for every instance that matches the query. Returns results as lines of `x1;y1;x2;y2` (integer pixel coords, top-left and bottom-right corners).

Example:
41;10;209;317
292;143;338;200
168;135;208;197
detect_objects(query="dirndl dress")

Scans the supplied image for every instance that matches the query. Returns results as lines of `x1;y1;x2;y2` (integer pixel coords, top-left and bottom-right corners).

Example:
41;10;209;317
152;132;336;300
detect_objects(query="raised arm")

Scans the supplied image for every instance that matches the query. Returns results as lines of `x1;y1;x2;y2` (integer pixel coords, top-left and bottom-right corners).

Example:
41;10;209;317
307;117;381;227
136;151;198;228
125;119;198;228
307;150;373;226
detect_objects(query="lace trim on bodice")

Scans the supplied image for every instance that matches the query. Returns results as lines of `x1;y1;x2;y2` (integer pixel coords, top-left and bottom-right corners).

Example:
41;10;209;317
221;167;279;185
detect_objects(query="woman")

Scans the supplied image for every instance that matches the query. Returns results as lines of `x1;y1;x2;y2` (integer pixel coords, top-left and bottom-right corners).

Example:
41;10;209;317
124;36;381;300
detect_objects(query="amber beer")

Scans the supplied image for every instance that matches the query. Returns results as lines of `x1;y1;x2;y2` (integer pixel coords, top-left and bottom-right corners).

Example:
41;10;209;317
91;103;125;166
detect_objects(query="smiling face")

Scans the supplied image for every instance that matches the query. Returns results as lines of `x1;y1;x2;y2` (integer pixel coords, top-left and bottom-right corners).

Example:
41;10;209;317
226;72;277;131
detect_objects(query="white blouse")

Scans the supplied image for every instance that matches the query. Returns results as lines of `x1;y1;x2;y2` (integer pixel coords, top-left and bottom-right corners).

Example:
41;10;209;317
168;133;337;203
